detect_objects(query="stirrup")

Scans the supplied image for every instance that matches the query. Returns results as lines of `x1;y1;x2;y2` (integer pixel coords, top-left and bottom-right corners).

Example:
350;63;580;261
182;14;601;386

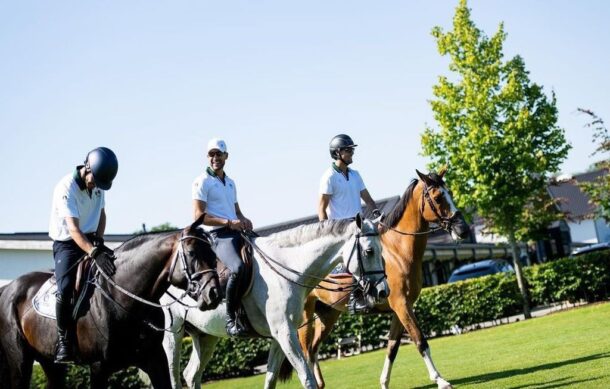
226;319;248;337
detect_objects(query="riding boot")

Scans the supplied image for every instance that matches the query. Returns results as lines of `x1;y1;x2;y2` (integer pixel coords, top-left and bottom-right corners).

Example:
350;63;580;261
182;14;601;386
225;272;248;337
55;294;75;364
348;289;369;315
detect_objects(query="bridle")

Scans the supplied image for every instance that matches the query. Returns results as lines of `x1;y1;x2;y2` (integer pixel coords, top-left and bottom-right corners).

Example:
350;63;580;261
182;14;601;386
167;231;219;299
380;181;461;236
344;230;387;295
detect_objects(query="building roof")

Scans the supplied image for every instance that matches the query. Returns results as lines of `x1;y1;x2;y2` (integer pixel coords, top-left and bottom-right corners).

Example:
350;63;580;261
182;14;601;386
548;169;607;220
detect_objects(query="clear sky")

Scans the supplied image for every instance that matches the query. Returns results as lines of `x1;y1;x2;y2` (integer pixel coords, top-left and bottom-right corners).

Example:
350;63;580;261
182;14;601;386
1;1;608;234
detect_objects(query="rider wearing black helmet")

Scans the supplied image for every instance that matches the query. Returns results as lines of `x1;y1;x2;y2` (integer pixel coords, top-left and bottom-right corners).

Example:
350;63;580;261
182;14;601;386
319;134;380;221
320;134;381;313
49;147;119;363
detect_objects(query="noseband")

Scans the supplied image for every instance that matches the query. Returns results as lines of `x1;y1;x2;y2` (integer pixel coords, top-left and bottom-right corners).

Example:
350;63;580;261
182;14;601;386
168;232;218;298
345;230;387;294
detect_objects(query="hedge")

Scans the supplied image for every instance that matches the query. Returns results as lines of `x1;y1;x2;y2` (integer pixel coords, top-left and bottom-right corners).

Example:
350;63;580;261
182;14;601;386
30;251;610;386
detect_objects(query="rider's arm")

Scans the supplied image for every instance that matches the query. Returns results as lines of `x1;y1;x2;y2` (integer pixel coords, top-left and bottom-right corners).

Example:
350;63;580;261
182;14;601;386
235;203;253;230
360;189;378;213
194;199;233;227
96;208;106;238
66;217;95;255
318;194;331;221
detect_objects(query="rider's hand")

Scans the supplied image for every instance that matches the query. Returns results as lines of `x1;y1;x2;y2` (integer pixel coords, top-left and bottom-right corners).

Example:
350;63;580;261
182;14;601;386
240;217;253;231
228;219;244;231
90;247;117;276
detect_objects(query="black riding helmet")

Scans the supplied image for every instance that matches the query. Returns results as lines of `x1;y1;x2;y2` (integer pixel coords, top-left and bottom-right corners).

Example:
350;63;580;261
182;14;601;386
85;147;118;190
329;134;358;159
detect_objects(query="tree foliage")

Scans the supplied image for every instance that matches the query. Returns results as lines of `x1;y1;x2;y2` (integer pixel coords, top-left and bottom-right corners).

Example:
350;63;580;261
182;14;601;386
422;0;570;242
577;108;610;222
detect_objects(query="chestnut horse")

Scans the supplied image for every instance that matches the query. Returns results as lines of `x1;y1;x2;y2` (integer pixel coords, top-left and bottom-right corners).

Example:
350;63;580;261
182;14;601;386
287;169;469;389
0;215;221;389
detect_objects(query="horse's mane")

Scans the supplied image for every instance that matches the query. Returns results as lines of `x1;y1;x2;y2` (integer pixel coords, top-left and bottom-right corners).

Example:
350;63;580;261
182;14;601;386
267;219;356;248
383;179;419;230
115;230;178;253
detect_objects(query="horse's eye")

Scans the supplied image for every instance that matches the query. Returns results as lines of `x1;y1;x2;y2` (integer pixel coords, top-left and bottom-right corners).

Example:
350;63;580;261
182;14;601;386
365;248;374;256
434;195;443;203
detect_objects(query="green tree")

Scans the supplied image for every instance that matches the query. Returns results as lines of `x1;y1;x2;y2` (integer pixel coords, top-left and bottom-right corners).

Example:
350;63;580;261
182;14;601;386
134;222;178;234
422;0;570;318
577;108;610;221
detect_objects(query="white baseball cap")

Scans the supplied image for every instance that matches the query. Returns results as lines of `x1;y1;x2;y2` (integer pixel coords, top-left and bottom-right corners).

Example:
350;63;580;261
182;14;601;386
207;138;227;153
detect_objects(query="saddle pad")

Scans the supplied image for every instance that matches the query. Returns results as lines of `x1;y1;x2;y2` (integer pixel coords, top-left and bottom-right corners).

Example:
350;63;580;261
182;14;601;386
32;278;58;320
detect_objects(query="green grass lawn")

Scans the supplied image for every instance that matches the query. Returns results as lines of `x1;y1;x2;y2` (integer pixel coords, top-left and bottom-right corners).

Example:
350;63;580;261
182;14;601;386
201;302;610;388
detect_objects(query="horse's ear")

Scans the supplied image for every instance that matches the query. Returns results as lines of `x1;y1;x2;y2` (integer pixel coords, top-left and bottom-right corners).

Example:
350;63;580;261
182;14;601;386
416;169;434;186
438;165;447;178
191;213;206;230
355;213;363;230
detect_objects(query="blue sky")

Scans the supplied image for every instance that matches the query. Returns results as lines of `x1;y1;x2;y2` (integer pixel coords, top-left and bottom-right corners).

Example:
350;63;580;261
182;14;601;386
1;1;608;234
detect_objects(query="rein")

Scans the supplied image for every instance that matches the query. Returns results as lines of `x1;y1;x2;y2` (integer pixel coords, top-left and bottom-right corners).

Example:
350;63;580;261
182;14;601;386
94;233;217;310
241;230;381;293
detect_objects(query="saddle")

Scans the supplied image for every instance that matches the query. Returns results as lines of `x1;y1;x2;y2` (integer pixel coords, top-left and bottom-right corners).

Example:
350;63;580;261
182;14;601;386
32;247;110;321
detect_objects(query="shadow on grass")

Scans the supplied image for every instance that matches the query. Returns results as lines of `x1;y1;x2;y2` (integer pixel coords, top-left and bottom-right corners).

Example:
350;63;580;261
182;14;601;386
413;352;610;388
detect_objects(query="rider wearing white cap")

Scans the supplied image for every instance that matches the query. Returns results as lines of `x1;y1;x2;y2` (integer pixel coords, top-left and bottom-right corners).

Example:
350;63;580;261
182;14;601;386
192;138;253;337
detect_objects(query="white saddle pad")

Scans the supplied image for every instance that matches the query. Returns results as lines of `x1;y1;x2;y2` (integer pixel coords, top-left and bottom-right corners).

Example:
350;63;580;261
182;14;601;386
32;278;58;320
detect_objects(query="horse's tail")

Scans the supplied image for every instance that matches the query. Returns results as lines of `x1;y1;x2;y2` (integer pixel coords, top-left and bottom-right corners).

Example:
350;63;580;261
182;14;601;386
278;358;294;382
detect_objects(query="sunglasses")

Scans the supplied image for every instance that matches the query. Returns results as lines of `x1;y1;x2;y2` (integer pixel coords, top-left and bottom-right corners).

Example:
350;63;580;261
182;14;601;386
208;151;225;158
340;148;355;154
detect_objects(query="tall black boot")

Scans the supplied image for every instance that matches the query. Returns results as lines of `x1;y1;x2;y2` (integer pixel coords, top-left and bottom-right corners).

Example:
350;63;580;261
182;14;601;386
225;272;247;337
55;294;75;364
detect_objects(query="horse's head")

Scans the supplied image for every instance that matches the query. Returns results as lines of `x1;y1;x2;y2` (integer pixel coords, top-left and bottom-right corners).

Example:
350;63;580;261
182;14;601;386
415;168;469;240
169;215;222;310
342;214;389;306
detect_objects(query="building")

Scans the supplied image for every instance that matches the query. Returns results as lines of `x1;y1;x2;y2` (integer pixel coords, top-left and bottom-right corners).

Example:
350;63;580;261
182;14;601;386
548;169;610;244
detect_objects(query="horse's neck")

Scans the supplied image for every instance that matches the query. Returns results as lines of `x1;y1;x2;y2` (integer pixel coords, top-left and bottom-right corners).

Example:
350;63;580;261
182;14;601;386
260;234;349;281
102;237;173;313
385;188;429;258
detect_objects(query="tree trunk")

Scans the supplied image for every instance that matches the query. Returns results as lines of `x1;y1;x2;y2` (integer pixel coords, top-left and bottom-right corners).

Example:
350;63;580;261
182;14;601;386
509;232;532;319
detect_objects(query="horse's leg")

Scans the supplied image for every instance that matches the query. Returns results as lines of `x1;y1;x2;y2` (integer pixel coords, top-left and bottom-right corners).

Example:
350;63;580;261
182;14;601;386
162;310;185;389
4;339;33;389
139;344;172;389
380;314;404;389
392;299;452;389
264;340;286;389
90;362;111;389
310;306;343;389
271;324;317;389
183;333;219;389
298;295;317;376
39;359;67;389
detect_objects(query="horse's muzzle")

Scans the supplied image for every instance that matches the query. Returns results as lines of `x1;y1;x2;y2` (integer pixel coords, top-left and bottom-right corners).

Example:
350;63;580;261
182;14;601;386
449;212;470;240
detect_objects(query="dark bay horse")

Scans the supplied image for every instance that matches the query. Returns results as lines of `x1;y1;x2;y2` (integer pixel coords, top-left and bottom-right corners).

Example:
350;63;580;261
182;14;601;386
287;169;469;389
0;215;222;389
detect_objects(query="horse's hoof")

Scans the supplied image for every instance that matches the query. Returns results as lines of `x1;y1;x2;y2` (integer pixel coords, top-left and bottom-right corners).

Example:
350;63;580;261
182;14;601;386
436;378;453;389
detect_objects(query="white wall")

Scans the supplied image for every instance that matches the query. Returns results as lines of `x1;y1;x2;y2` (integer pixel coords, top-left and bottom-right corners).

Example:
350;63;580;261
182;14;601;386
0;249;54;283
569;219;598;244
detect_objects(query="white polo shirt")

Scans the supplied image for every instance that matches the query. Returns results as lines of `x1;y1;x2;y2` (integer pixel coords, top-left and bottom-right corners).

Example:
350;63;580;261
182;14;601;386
192;168;238;231
49;168;105;241
319;165;366;220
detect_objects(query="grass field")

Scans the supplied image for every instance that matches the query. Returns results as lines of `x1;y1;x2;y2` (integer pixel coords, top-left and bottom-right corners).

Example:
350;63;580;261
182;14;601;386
201;302;610;388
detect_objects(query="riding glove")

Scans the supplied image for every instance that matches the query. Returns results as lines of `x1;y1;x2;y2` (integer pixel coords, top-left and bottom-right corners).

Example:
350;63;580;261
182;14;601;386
90;247;117;277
